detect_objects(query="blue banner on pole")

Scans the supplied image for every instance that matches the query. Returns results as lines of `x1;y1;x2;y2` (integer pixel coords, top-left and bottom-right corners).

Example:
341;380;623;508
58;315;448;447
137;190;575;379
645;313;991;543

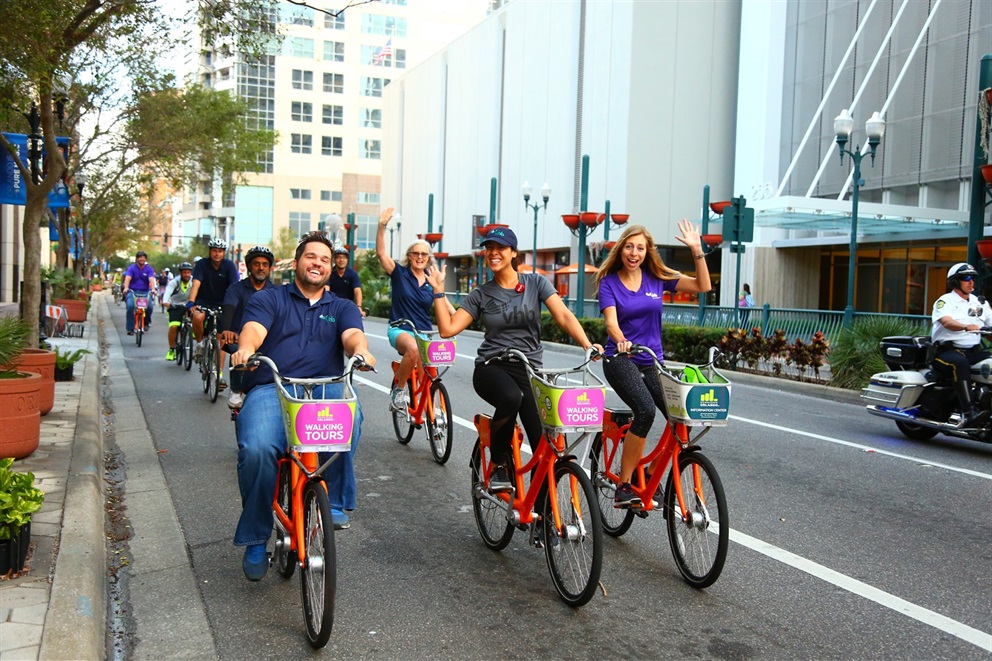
48;215;60;241
1;133;72;207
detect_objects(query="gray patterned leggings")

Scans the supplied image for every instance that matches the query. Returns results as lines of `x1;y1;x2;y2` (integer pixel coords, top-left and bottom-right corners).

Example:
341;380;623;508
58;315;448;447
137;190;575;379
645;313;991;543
602;354;668;437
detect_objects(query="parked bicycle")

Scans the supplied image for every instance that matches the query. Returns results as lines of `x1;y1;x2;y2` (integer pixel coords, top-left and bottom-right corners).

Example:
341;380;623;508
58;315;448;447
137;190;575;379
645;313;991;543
196;305;223;402
589;345;730;588
471;347;604;607
235;353;368;648
388;319;455;464
172;306;194;370
132;293;150;346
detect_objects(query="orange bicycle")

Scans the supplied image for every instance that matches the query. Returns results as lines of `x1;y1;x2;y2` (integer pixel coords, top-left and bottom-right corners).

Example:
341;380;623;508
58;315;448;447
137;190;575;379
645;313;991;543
471;347;604;607
237;353;368;648
132;292;150;346
589;345;730;588
388;319;455;464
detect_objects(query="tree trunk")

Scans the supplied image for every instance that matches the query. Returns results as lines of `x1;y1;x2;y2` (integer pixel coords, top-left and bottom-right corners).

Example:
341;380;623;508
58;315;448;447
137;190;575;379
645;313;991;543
22;194;46;347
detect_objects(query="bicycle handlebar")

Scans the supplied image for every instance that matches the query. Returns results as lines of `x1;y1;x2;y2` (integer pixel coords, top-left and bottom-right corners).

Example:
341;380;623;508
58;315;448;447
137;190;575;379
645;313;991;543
483;345;602;375
233;353;375;380
621;344;722;374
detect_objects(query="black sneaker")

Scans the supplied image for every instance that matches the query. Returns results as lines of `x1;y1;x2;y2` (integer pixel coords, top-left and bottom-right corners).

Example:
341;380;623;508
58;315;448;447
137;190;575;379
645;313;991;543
489;464;513;492
644;471;664;503
614;482;642;509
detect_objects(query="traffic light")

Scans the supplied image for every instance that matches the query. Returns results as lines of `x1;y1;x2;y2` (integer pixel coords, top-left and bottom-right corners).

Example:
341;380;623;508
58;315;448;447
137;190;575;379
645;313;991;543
720;195;754;244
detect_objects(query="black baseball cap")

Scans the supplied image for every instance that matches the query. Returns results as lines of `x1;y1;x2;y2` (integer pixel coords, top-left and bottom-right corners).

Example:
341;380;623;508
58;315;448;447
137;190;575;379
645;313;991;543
479;226;517;250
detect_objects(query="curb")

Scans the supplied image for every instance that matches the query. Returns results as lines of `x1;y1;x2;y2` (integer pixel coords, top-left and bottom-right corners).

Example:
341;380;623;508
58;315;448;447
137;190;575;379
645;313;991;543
39;297;106;660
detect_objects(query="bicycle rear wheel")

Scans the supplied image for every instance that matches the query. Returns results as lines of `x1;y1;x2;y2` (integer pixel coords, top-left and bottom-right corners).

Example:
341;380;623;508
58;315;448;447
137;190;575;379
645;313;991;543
183;326;194;371
589;433;635;537
426;381;453;465
207;339;220;403
391;380;415;444
273;460;296;579
664;451;728;589
470;440;513;550
543;460;603;607
300;480;336;648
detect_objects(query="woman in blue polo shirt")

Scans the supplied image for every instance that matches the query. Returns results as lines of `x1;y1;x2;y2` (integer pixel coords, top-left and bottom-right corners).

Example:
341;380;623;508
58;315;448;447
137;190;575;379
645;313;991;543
374;207;455;411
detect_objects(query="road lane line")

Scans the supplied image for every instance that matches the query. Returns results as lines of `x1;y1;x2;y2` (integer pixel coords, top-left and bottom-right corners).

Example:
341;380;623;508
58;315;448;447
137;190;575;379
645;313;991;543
731;529;992;651
730;415;992;480
356;372;989;649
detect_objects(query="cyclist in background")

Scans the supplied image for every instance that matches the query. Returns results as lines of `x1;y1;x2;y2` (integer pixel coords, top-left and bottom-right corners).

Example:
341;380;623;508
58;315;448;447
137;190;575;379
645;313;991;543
375;206;455;411
220;245;276;409
327;247;365;316
111;268;124;301
594;222;711;507
187;238;240;388
162;262;194;361
426;226;601;491
158;268;172;312
230;231;376;580
122;250;157;336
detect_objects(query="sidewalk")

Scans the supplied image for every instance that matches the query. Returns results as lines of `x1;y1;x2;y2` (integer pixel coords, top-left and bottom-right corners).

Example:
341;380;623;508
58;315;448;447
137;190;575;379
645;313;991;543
0;298;105;660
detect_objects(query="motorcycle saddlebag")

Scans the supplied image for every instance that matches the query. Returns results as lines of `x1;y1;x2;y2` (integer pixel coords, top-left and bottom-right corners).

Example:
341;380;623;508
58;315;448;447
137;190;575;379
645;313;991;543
879;336;931;369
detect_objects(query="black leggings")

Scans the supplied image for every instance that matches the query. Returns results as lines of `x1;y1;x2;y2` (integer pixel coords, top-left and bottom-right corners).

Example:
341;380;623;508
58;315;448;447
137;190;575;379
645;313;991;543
473;360;542;466
602;354;668;437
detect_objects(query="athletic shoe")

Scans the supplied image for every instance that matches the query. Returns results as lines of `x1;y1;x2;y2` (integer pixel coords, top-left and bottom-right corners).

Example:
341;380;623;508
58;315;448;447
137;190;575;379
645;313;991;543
218;377;228;391
488;464;513;493
614;482;642;509
166;349;175;361
242;544;268;581
389;385;408;411
127;331;134;336
193;342;203;362
331;509;350;530
228;391;245;409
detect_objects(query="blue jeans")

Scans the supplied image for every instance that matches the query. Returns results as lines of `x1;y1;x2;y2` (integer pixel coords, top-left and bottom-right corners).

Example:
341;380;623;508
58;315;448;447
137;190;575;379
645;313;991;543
125;291;153;332
233;382;364;547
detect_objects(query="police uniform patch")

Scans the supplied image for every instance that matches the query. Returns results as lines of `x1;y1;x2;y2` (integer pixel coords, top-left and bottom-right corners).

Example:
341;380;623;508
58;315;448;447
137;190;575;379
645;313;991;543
935;300;945;309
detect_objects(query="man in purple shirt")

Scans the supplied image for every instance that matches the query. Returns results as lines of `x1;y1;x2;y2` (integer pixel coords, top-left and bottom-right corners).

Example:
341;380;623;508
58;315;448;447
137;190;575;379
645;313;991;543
122;250;157;335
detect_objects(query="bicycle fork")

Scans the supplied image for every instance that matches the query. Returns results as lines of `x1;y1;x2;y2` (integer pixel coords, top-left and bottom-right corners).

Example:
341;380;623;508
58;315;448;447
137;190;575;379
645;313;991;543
668;440;713;531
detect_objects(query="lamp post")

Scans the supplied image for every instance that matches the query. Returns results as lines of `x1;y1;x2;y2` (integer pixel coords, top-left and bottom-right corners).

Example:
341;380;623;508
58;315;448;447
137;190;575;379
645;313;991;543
74;171;87;269
523;181;550;273
834;108;885;330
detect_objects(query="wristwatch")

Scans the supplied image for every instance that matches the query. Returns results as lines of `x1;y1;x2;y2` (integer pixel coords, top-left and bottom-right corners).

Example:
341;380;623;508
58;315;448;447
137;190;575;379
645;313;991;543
433;292;446;299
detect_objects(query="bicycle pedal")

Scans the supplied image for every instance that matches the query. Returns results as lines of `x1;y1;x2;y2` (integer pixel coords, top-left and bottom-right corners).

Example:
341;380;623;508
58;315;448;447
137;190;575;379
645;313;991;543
635;509;650;519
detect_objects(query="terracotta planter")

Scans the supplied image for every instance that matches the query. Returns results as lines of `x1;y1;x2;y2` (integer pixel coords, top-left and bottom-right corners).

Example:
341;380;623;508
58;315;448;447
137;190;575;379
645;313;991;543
10;349;55;415
54;298;87;322
0;522;31;574
981;164;992;186
976;239;992;261
0;371;42;459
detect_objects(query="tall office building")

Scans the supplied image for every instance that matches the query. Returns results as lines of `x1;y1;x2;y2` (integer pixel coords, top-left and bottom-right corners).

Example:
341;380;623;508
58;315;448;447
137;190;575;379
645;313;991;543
179;0;490;257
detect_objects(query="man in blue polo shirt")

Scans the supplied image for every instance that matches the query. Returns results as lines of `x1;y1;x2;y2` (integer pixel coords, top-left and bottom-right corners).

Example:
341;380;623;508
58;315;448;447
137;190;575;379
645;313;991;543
230;231;376;581
188;238;240;386
122;250;157;335
327;247;365;315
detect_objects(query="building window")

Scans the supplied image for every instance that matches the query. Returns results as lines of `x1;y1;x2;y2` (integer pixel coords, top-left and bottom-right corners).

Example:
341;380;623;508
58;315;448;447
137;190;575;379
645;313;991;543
323;40;344;62
323;72;344;94
360;77;390;97
331;191;342;201
238;55;276;172
361;44;406;68
291;133;312;154
320;190;342;202
354;214;376;249
324;12;345;29
291;101;313;122
356;192;380;204
361;139;381;160
361;108;381;128
285;37;314;59
361;14;406;37
292;69;313;90
290;188;312;200
289;211;311;238
322;136;343;157
322;104;344;125
281;4;314;26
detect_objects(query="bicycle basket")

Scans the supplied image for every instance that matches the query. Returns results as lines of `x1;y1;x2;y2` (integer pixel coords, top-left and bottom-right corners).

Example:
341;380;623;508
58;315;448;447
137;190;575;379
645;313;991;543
277;385;357;453
530;369;606;433
658;364;731;426
134;295;149;309
416;334;456;366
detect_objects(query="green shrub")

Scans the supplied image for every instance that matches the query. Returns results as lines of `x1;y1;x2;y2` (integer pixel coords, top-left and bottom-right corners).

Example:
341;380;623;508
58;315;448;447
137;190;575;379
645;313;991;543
829;316;922;390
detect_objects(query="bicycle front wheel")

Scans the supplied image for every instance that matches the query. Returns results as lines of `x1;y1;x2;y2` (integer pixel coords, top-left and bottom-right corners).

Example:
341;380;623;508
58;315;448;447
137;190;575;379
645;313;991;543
135;314;143;346
391;380;415;444
589;433;635;537
470;441;513;550
664;451;729;589
273;461;296;579
207;339;220;403
543;460;603;607
201;342;211;393
300;480;336;648
175;327;186;366
183;327;194;371
426;381;453;465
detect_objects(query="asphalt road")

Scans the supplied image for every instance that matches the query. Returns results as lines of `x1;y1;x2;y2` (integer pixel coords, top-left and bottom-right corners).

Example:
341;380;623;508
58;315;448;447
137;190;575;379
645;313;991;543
110;311;992;660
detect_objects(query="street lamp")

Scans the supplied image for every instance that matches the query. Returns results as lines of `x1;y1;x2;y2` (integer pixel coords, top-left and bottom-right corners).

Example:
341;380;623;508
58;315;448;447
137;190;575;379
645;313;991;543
834;108;885;329
522;181;550;273
74;171;87;266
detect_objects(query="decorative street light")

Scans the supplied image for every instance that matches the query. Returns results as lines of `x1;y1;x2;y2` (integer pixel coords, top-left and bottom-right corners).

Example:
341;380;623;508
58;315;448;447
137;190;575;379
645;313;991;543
834;108;885;329
74;171;87;266
522;181;550;273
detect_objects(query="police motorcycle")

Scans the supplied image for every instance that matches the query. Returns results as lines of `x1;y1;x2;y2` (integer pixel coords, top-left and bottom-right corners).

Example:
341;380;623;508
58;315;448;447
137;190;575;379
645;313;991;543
861;263;992;443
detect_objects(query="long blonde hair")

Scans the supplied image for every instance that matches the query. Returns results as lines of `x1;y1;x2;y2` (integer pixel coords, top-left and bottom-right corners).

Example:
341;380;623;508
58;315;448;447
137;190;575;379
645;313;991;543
594;224;680;288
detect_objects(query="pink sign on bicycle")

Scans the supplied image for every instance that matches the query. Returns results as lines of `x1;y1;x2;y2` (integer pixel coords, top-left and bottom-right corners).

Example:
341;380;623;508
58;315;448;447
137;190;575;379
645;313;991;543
135;296;148;309
556;388;605;427
290;401;355;452
421;340;455;365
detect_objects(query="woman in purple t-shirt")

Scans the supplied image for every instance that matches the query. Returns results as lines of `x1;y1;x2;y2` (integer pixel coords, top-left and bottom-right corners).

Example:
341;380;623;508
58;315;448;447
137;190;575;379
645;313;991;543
595;221;711;508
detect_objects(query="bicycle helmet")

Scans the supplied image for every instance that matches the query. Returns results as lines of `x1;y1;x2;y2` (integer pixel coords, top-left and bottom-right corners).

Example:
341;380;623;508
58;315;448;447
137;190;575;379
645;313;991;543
115;267;122;272
333;247;349;256
244;245;275;266
178;262;193;271
207;238;227;250
947;262;978;290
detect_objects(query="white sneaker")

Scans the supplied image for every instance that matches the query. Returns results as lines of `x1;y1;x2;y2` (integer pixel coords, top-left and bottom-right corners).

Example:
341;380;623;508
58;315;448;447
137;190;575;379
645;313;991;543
228;391;245;409
389;386;408;412
193;342;204;362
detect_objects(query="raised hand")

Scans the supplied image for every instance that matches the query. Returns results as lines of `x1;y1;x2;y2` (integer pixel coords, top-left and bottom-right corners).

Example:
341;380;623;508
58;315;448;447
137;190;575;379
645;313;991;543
674;218;702;252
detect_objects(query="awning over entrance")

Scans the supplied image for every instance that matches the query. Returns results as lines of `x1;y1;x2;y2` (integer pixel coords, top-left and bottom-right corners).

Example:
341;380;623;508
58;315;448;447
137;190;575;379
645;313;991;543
725;196;970;237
